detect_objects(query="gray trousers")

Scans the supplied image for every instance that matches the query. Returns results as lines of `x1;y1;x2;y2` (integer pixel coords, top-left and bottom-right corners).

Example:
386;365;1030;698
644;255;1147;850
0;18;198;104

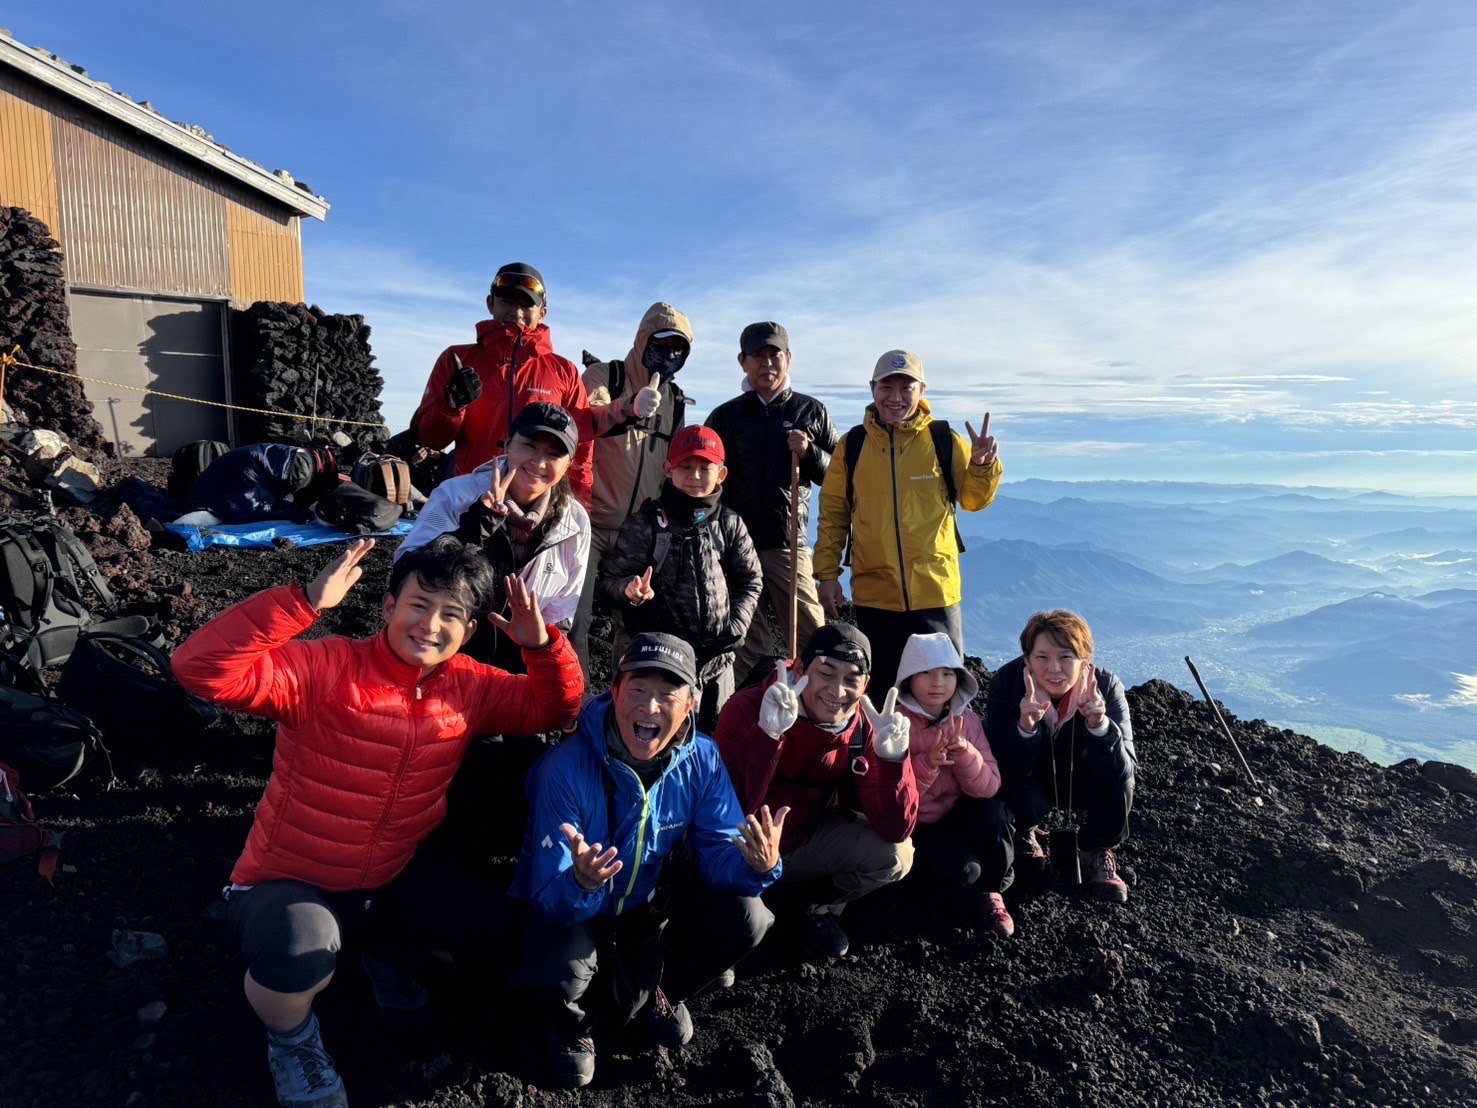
735;544;827;682
779;811;914;915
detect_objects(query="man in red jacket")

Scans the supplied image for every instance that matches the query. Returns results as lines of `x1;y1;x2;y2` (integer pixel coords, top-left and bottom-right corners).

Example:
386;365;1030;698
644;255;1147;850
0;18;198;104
412;262;654;507
173;535;583;1108
715;623;918;962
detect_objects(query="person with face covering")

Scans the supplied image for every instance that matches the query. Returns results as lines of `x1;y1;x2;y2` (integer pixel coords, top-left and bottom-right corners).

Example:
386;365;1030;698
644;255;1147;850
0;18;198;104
571;302;695;670
892;633;1008;936
983;610;1136;908
509;633;783;1089
715;623;919;962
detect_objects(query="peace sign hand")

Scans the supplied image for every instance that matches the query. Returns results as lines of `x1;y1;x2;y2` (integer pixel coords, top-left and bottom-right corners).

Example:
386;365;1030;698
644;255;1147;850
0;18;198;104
862;686;911;763
925;729;956;769
306;538;375;611
624;566;657;606
1077;665;1107;730
733;804;791;874
485;574;550;648
560;823;622;891
1019;671;1051;733
758;661;808;739
487;457;517;508
965;413;998;467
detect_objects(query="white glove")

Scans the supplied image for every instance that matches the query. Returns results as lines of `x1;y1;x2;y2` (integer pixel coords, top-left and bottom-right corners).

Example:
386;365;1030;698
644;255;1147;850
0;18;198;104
758;662;808;740
862;687;911;763
629;382;661;419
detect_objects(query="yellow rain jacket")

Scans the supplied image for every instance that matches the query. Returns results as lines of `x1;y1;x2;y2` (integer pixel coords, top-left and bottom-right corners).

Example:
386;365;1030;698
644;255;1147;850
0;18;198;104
814;400;1002;612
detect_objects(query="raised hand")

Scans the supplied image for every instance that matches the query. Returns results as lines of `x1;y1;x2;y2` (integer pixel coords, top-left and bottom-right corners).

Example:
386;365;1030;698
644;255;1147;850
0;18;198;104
862;686;911;763
965;413;997;467
485;574;551;649
1019;670;1051;732
925;729;956;770
629;372;662;420
1078;664;1107;729
817;579;846;619
560;823;622;891
487;458;517;508
624;566;657;606
733;804;791;874
758;661;809;739
306;538;375;611
445;353;483;411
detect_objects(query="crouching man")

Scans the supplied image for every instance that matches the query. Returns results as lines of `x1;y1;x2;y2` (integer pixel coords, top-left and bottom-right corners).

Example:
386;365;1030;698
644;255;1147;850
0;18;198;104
173;536;583;1108
715;624;919;961
510;632;784;1089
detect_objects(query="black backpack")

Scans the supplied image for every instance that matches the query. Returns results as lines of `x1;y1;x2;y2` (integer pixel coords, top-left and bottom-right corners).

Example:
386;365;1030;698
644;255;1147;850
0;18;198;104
58;632;220;754
350;454;413;508
168;439;229;504
315;482;403;535
0;516;117;672
0;686;110;793
842;420;965;556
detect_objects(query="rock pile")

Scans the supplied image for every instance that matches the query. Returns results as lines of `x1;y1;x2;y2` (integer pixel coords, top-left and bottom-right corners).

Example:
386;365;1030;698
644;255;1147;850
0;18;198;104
0;207;107;455
230;303;389;450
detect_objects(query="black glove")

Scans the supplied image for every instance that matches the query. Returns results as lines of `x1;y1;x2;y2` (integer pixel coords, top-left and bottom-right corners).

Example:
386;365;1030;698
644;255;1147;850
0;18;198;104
445;354;483;410
454;496;509;546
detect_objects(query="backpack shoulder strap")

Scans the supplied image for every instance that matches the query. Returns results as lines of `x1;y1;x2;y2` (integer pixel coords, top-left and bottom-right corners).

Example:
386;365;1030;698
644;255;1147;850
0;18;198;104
843;425;866;509
0;522;52;635
42;520;114;608
649;506;673;574
927;420;965;554
607;358;627;401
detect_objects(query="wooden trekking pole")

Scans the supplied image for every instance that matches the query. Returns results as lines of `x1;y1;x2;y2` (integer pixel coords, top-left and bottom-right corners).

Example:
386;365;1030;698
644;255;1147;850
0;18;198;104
1184;656;1262;792
787;453;801;658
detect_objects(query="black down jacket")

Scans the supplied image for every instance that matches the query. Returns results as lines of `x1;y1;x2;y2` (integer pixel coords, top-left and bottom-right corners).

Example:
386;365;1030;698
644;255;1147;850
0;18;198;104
704;387;840;550
600;491;763;683
187;444;334;524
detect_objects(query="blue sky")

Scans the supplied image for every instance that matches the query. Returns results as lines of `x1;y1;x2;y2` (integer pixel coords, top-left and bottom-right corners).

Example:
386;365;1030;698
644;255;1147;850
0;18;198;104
15;2;1477;494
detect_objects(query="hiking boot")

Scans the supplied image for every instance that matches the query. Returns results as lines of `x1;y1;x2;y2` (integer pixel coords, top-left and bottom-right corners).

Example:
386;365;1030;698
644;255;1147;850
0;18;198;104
265;1012;348;1108
1081;848;1130;903
641;987;694;1050
549;1034;595;1089
806;912;850;959
360;948;430;1027
975;891;1016;938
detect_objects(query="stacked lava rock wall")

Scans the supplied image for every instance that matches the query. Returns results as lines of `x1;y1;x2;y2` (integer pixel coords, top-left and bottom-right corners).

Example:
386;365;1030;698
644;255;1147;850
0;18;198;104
0;207;108;455
231;302;389;449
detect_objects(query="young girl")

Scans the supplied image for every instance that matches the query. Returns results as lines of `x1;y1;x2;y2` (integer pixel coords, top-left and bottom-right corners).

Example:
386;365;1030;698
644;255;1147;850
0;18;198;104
894;632;1008;935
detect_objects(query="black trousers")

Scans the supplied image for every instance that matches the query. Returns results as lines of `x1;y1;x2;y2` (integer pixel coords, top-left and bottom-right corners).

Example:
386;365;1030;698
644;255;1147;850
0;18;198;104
987;745;1134;892
512;874;773;1043
852;604;963;693
226;856;510;994
911;794;1013;893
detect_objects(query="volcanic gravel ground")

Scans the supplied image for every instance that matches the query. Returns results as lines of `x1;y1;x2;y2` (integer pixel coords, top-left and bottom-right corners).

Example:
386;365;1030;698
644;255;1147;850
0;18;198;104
2;465;1476;1107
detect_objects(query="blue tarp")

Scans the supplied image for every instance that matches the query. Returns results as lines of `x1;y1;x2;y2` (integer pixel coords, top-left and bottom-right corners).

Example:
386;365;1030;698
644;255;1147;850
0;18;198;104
165;518;413;554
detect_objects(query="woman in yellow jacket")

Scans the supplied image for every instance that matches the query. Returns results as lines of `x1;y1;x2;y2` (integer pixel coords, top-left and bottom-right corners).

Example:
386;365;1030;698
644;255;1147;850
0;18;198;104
815;350;1002;689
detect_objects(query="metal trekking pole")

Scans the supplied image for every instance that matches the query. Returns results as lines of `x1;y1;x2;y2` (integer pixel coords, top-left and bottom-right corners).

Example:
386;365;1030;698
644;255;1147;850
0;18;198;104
1184;656;1262;792
787;453;801;658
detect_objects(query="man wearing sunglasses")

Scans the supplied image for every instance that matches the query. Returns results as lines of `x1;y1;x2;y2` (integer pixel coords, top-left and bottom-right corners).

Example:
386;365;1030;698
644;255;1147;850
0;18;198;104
414;263;644;507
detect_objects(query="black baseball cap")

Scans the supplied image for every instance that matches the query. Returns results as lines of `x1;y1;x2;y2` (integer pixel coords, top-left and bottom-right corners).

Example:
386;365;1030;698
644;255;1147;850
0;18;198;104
618;632;698;688
491;262;546;307
740;321;789;357
507;402;578;456
801;623;872;673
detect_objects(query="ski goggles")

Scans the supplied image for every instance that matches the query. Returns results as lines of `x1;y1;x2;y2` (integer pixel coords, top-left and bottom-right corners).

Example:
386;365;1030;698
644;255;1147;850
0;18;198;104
491;271;546;303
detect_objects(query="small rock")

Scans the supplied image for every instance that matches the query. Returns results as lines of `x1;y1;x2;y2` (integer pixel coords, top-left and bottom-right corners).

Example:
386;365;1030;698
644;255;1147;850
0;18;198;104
46;455;102;503
125;1094;144;1107
130;1033;156;1051
108;930;169;968
16;428;67;461
138;1002;167;1027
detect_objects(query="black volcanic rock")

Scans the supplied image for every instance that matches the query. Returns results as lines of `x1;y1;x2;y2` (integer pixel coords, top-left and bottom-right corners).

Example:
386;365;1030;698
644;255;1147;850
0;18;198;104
1;459;1474;1107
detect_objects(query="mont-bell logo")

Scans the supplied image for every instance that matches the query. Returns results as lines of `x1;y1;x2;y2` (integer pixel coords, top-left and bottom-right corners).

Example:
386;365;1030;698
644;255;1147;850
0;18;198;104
891;354;908;370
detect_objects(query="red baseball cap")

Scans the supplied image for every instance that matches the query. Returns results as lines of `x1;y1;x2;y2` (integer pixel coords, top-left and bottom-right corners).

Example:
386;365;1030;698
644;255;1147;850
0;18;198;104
669;425;725;466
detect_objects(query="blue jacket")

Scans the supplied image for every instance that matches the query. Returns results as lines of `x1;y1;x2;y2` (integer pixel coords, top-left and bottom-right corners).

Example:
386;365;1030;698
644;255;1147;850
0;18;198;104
510;694;780;923
187;443;325;524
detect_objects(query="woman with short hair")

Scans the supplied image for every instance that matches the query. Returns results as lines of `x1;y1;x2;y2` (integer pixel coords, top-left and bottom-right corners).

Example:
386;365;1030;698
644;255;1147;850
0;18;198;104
983;610;1136;910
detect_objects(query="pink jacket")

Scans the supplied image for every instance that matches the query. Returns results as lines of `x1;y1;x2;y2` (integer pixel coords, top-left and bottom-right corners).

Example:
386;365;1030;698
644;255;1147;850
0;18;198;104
902;704;1000;824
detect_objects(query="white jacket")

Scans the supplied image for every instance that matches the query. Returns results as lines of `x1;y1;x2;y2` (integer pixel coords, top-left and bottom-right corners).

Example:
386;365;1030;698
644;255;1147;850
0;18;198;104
396;460;591;628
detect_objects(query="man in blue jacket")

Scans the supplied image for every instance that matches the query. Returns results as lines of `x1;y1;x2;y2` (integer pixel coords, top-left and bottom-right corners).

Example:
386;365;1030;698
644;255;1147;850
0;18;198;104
510;632;787;1089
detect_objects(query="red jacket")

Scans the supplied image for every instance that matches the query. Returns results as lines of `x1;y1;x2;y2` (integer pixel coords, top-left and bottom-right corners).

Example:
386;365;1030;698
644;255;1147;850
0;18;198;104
715;667;919;854
414;320;603;504
173;583;584;892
